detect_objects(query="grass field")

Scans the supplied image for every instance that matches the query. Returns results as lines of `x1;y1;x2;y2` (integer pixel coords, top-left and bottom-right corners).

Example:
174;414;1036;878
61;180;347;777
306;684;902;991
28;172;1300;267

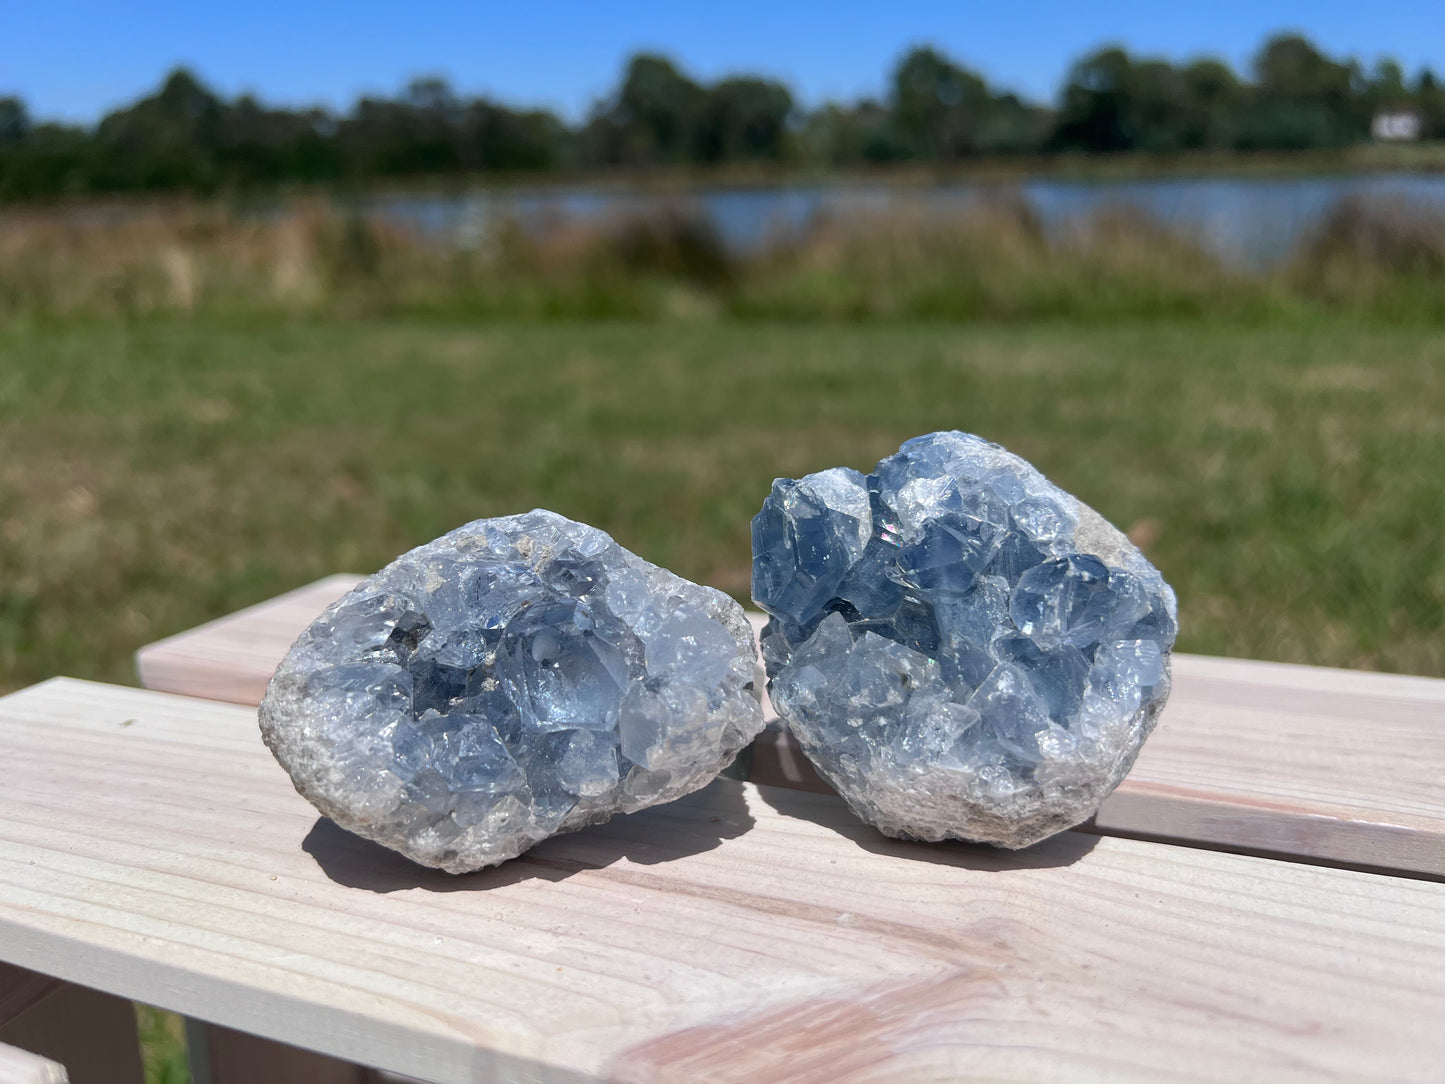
1;314;1441;693
2;312;1442;1082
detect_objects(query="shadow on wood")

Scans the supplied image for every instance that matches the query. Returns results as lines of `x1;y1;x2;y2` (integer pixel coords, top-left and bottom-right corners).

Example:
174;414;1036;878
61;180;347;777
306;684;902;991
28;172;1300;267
302;776;757;893
136;575;1445;879
753;782;1101;871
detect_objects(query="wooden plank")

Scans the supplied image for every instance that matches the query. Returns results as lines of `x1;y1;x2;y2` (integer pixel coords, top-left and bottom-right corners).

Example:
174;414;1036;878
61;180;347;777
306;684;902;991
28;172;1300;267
136;576;1445;878
135;575;365;705
750;645;1445;878
0;1044;67;1084
1;679;1443;1082
0;963;141;1084
1094;652;1445;874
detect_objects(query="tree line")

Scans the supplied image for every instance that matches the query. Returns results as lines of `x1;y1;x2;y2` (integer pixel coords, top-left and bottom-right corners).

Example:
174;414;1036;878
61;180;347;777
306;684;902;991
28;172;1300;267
1;32;1442;198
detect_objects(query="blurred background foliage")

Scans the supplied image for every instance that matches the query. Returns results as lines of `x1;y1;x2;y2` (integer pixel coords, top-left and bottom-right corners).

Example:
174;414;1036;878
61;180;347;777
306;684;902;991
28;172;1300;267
2;32;1444;197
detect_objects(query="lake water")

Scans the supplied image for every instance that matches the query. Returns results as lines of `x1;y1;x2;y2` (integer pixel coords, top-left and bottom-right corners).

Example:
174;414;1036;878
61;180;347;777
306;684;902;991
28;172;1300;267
371;172;1445;269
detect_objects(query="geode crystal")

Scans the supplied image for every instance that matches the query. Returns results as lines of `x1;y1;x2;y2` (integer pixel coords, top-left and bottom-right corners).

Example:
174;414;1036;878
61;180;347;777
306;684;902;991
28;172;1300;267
752;432;1177;848
261;510;765;872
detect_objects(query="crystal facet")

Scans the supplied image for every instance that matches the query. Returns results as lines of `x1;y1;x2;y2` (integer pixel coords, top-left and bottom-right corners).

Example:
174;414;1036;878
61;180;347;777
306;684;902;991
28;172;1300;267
261;510;765;872
752;432;1177;848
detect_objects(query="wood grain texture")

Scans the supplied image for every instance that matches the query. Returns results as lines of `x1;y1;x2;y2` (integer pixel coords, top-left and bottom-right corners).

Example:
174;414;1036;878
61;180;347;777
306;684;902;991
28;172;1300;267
136;576;1445;877
1095;652;1445;875
1;678;1443;1082
134;575;365;705
0;1045;67;1084
749;645;1445;878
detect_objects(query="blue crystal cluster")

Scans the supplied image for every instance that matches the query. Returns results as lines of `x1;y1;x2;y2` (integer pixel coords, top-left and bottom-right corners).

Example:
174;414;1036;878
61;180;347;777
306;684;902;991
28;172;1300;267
753;432;1177;847
261;510;764;872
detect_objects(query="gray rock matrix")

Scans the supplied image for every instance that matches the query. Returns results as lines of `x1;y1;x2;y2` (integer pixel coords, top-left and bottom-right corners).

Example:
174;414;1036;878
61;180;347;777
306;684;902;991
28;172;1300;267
261;510;765;872
752;432;1177;848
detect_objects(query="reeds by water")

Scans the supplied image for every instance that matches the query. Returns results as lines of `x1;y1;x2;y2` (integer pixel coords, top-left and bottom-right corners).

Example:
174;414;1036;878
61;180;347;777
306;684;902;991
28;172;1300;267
1;192;1442;321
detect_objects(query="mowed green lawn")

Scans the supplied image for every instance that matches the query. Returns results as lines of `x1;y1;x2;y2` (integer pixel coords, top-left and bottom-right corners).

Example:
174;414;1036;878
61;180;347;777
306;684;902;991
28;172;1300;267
0;315;1442;701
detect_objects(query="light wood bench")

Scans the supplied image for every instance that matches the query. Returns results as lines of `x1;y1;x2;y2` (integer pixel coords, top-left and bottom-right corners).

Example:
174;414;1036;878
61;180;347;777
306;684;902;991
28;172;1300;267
2;574;1438;1078
0;677;1442;1081
137;575;1445;879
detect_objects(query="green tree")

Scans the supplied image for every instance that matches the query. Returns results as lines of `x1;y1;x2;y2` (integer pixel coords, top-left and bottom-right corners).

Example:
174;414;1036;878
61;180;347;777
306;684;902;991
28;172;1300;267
86;68;227;190
1052;48;1239;152
972;93;1050;154
0;32;1429;198
1416;69;1445;139
339;77;466;176
0;121;88;198
1239;34;1367;148
799;100;909;165
1051;47;1139;151
460;103;567;171
1369;58;1408;105
891;46;992;157
614;54;707;164
218;95;344;184
0;97;29;145
1177;59;1244;149
695;77;793;162
1129;59;1191;151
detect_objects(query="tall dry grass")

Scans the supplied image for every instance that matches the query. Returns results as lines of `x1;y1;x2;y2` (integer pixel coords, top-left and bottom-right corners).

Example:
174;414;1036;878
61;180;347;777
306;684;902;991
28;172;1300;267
1;193;1442;322
731;199;1284;320
0;200;442;318
1289;196;1445;319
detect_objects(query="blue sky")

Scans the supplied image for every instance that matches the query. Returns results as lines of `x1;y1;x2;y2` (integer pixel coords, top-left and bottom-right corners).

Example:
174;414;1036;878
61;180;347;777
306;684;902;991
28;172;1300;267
4;1;1442;122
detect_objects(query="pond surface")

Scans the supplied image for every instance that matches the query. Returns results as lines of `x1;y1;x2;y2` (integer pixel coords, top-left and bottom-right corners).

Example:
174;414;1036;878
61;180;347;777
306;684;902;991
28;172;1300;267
370;172;1445;268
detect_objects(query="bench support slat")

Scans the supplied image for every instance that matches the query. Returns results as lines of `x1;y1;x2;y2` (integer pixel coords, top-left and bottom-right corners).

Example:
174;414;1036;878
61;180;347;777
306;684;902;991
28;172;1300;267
0;964;140;1084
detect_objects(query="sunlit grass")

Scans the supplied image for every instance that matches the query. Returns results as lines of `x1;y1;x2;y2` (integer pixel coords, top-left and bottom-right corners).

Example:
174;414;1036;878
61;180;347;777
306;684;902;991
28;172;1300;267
0;315;1440;690
135;1005;188;1084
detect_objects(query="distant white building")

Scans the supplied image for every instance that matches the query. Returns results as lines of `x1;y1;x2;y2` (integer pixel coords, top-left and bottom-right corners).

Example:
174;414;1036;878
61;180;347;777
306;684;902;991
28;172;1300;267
1372;110;1421;142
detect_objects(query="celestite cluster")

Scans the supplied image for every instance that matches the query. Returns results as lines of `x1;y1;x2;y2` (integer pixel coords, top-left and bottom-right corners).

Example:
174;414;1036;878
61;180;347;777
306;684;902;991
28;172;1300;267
261;510;765;872
753;432;1177;848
